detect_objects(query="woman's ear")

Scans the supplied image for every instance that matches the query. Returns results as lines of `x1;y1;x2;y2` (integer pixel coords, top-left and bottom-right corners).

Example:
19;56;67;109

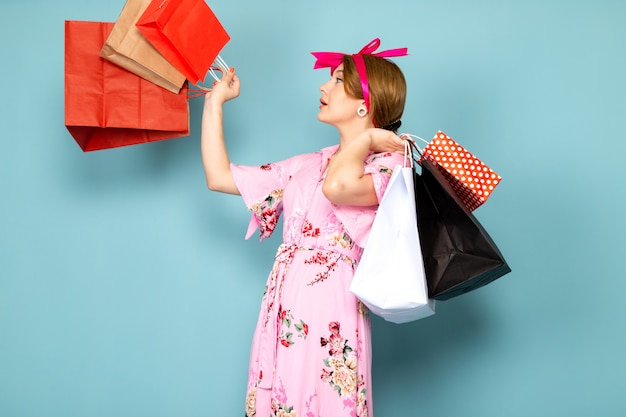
357;104;368;117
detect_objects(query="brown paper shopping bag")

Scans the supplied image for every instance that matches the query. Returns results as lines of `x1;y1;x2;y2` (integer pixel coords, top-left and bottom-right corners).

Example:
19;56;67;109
100;0;186;93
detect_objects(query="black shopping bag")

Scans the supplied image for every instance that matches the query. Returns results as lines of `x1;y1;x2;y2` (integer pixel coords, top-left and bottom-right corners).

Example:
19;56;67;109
414;158;511;300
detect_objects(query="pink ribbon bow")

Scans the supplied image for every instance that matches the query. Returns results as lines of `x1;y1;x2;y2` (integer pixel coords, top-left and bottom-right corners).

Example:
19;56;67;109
311;38;408;113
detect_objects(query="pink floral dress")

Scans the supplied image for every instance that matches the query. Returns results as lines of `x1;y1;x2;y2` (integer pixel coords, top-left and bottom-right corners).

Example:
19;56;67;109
231;145;404;417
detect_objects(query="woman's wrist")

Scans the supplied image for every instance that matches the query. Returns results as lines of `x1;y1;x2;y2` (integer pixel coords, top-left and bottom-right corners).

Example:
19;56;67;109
203;94;225;115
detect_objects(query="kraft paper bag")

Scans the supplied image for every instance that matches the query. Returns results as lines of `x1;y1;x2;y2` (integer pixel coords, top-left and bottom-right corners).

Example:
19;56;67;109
100;0;186;93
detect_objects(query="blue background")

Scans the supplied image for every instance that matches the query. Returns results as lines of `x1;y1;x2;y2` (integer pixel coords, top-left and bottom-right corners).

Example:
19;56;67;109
1;0;625;416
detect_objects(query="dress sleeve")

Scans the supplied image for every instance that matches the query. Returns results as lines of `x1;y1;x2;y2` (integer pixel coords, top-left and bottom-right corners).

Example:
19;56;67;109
230;154;303;241
330;151;406;248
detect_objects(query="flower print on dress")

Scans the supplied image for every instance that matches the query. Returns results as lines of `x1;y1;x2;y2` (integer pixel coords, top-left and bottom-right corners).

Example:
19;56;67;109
250;188;284;240
364;152;398;202
303;393;319;417
366;152;393;164
320;212;355;249
356;386;369;417
319;321;370;416
271;403;297;417
319;322;358;397
271;378;297;417
357;299;369;318
326;231;354;249
277;306;309;348
245;387;256;417
304;251;341;286
285;209;306;243
294;320;309;340
301;219;320;238
320;211;344;236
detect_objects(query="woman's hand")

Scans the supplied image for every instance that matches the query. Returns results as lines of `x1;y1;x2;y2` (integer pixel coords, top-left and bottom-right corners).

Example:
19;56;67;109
205;68;240;107
360;128;407;154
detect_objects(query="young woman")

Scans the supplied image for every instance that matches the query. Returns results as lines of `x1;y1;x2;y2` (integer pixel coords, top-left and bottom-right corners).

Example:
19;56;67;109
201;39;409;417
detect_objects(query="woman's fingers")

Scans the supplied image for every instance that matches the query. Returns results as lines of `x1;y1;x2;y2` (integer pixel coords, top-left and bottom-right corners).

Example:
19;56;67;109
207;68;240;104
369;128;406;153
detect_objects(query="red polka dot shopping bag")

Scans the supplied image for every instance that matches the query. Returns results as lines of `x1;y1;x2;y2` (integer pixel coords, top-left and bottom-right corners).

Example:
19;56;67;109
418;131;502;211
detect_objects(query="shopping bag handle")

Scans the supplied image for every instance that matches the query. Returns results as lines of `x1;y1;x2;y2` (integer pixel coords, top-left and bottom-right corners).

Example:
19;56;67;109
400;133;429;166
188;54;231;98
400;133;429;152
402;137;415;168
207;55;230;83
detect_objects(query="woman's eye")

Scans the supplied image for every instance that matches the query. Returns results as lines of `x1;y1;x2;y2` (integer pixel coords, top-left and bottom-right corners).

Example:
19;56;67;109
335;77;343;84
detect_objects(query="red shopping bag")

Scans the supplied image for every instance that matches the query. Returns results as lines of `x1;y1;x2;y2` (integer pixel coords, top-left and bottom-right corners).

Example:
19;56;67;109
418;131;502;211
100;0;186;94
135;0;230;85
64;20;190;152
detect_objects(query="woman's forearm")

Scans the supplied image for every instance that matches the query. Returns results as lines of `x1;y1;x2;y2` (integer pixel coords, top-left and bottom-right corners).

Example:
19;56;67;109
200;70;240;195
322;134;377;206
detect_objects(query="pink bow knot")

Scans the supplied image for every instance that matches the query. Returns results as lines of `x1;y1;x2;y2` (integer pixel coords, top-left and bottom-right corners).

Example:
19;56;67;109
311;38;408;113
311;38;408;73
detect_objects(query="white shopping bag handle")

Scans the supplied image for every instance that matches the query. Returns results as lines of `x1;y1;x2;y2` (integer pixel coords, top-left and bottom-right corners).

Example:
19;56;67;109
400;133;430;157
188;55;232;98
402;137;415;168
207;55;230;83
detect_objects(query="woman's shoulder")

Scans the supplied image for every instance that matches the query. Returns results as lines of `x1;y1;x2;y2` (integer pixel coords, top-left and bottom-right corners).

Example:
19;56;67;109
268;149;326;178
279;149;324;167
266;148;319;166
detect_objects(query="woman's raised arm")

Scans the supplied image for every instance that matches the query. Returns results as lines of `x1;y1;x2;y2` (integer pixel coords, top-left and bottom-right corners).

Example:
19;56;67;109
322;128;406;206
201;68;241;195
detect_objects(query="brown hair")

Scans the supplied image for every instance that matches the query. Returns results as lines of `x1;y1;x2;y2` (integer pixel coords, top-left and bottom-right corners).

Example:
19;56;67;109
341;54;407;130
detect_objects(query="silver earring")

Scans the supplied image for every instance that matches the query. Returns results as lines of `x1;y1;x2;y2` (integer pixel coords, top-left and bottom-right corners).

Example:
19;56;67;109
357;106;367;117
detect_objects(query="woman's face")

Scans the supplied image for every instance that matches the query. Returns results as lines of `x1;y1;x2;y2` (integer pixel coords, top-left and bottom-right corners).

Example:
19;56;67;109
317;64;363;127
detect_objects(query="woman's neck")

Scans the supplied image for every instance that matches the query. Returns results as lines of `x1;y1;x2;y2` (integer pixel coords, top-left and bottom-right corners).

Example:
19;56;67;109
336;120;375;151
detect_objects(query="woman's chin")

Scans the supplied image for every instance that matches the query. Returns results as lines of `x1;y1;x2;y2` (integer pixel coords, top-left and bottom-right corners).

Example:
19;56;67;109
317;111;335;126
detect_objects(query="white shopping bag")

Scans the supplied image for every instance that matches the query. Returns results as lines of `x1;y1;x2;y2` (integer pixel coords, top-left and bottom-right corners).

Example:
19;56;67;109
350;143;435;324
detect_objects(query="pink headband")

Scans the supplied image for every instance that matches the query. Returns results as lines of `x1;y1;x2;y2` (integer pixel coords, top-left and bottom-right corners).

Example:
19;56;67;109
311;38;408;112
